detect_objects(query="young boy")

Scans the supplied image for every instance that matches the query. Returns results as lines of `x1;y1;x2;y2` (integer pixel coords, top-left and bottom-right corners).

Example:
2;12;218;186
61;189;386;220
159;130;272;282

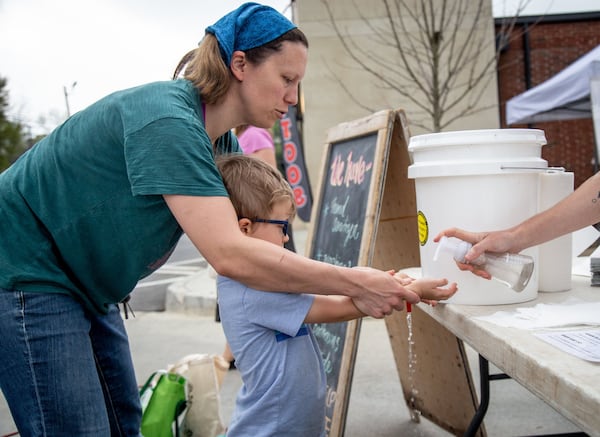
215;154;457;437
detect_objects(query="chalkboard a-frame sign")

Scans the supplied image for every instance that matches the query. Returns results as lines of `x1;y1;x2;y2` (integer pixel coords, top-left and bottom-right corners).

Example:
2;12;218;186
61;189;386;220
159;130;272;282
305;109;397;437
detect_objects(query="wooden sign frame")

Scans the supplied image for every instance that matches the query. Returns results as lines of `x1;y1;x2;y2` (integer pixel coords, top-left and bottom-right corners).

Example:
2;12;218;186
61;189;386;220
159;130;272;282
306;108;484;436
304;109;396;437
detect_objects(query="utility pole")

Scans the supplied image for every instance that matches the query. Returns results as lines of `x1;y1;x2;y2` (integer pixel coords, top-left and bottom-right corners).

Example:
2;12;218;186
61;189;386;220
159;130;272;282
63;81;77;118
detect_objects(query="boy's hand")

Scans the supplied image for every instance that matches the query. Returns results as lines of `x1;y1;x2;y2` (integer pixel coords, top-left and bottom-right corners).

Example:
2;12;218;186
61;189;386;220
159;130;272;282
406;277;458;302
392;272;458;304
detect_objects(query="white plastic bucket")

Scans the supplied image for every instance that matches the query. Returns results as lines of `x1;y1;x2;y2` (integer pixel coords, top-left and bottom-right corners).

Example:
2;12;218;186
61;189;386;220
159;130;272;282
408;129;548;305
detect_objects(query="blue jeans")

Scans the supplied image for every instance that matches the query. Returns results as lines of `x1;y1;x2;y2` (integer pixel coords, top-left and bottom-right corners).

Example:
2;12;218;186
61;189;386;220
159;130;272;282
0;290;142;436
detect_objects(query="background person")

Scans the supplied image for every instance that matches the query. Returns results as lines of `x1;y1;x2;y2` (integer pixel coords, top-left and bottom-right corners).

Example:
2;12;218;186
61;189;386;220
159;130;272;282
234;123;277;167
0;3;420;435
215;154;457;436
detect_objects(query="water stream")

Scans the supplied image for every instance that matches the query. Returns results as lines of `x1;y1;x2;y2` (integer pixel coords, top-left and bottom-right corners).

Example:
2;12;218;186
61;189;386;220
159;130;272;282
406;309;422;422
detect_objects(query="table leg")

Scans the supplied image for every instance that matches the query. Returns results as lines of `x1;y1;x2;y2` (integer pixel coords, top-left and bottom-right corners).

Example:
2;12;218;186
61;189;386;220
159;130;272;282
464;355;588;437
464;354;492;437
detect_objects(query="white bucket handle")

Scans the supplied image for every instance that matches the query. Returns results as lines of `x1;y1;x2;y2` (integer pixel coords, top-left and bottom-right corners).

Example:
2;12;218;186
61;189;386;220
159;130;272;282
500;166;565;172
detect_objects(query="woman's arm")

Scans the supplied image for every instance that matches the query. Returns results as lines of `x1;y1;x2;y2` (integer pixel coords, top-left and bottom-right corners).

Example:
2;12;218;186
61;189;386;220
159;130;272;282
164;194;420;318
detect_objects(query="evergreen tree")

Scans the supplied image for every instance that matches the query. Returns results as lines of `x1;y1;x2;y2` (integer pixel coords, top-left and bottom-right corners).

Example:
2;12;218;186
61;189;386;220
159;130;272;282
0;76;27;171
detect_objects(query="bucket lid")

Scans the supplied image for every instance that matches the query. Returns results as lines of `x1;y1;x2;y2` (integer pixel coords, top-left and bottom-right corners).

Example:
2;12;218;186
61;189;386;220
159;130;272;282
408;158;548;178
408;129;547;151
407;128;548;178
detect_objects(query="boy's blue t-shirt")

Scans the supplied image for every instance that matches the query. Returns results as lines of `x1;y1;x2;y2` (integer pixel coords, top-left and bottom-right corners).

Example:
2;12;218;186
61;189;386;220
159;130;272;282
0;79;240;314
217;275;326;437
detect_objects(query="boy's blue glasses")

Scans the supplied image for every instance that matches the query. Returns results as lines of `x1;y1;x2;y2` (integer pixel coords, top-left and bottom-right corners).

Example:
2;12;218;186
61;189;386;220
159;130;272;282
253;218;289;237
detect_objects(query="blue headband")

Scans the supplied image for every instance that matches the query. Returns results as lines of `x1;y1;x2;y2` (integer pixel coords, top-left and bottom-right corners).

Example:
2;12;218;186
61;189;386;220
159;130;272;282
205;2;296;66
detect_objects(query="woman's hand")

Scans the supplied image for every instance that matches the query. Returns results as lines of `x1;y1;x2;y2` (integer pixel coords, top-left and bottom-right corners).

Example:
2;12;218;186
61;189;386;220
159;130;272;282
349;267;420;318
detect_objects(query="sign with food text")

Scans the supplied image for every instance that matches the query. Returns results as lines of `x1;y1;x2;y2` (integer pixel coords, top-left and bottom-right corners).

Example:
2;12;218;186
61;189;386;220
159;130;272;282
278;105;313;222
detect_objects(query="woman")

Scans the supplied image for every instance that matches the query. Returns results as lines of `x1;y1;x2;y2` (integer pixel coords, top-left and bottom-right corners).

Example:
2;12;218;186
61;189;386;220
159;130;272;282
0;3;419;435
234;124;277;167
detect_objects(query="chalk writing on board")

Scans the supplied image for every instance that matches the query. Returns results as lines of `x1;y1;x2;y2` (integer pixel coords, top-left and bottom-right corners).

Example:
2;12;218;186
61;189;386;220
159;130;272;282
311;134;376;268
329;151;373;187
313;320;346;433
312;323;342;375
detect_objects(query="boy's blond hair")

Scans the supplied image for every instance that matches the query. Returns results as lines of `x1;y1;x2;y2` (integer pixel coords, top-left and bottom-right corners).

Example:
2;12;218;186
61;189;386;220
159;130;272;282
216;154;296;220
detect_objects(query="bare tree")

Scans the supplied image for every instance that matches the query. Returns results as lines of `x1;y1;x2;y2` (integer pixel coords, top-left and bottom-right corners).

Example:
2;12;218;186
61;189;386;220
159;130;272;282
321;0;531;132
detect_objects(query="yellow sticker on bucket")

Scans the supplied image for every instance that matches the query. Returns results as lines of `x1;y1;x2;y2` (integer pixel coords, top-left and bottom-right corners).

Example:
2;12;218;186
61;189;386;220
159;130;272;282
417;211;428;246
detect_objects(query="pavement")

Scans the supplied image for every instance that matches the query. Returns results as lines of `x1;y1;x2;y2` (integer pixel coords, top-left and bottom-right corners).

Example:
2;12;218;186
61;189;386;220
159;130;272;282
0;228;585;436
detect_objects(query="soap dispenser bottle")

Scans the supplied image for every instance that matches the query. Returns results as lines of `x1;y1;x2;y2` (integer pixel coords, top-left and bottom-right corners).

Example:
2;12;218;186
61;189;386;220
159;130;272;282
434;236;534;292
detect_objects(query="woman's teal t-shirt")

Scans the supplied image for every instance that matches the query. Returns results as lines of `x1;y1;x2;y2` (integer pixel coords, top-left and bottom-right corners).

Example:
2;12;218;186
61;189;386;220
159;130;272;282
0;79;240;314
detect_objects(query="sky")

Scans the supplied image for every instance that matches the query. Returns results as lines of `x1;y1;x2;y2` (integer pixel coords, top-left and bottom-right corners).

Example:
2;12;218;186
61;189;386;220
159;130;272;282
1;0;598;135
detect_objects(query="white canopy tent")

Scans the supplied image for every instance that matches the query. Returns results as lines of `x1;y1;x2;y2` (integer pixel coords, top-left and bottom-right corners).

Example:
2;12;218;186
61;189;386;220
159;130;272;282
506;45;600;172
506;44;600;125
506;46;600;257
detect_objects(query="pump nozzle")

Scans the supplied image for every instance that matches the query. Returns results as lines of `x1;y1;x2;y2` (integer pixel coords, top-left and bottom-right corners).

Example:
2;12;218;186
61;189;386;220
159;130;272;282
433;236;471;263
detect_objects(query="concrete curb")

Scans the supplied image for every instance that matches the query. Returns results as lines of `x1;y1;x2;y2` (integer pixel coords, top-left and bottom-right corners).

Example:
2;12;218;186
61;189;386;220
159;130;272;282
165;265;217;316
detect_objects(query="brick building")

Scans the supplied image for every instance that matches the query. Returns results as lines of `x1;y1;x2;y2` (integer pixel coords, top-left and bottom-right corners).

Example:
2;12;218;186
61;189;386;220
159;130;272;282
495;12;600;188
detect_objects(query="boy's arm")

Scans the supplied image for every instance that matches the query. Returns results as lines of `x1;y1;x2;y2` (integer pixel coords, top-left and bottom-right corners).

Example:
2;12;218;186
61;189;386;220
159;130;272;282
404;277;458;301
304;295;366;324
